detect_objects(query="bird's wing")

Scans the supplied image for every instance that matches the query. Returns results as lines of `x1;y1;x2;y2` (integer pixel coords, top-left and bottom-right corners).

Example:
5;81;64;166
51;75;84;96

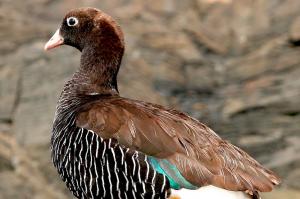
76;96;280;194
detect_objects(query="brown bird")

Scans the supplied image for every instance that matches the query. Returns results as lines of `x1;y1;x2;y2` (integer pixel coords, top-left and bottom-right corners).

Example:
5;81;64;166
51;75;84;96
44;7;280;199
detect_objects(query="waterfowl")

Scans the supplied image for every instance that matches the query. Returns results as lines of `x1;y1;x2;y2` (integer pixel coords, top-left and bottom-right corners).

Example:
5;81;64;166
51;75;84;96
44;7;280;199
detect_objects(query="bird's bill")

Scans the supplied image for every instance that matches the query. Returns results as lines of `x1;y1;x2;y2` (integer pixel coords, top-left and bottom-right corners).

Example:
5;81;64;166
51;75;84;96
44;29;64;51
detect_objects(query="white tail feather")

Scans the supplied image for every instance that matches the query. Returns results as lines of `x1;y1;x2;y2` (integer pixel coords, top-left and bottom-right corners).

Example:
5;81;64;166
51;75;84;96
170;185;250;199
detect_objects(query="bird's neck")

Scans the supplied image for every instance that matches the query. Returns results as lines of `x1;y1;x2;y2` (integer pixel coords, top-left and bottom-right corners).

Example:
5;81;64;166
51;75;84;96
56;45;123;118
78;42;124;94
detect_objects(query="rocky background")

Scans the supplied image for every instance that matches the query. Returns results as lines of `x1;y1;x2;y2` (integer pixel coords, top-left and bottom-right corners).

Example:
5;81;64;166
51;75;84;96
0;0;300;198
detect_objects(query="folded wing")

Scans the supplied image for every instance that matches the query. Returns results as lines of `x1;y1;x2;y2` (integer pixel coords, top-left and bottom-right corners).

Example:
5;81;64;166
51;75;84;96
76;96;280;195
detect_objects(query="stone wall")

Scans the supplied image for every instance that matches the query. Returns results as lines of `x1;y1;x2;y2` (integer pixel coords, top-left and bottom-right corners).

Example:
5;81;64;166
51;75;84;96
0;0;299;198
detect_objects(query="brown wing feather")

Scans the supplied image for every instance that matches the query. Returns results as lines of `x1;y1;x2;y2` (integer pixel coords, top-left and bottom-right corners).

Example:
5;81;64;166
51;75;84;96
76;96;280;194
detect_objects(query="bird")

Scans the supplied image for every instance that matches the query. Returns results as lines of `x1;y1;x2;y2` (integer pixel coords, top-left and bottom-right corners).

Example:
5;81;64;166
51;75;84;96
44;7;280;199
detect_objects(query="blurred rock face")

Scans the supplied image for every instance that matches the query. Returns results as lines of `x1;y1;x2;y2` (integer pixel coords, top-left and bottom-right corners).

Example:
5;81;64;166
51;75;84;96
0;0;300;198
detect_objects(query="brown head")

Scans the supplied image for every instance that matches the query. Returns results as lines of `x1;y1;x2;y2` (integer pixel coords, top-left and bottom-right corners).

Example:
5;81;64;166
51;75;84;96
45;7;125;92
45;7;124;52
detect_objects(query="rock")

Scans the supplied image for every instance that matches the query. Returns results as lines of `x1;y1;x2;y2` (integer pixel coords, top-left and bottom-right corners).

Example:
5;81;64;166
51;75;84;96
144;0;193;15
13;42;78;146
0;131;69;198
0;132;15;171
289;16;300;43
184;64;218;89
262;189;300;199
0;65;20;122
143;32;202;62
186;26;228;55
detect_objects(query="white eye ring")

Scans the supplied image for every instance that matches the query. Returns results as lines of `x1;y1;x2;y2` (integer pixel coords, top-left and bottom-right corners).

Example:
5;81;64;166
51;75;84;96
67;17;79;26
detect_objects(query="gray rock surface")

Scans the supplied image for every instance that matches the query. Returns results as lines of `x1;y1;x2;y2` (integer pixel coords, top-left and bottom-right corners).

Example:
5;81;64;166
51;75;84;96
0;0;300;198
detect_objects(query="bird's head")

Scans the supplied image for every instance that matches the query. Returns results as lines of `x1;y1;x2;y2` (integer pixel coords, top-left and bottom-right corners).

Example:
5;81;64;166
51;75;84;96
44;7;124;52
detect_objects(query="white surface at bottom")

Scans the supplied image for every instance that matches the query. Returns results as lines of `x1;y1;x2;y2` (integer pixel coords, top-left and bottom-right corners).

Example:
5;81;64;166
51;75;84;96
171;185;249;199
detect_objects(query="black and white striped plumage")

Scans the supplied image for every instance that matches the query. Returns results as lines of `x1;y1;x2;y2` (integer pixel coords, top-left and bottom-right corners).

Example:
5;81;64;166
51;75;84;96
52;112;170;199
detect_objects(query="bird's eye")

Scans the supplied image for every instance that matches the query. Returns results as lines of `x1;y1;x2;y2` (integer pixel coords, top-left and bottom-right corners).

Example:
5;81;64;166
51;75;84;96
67;17;79;26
